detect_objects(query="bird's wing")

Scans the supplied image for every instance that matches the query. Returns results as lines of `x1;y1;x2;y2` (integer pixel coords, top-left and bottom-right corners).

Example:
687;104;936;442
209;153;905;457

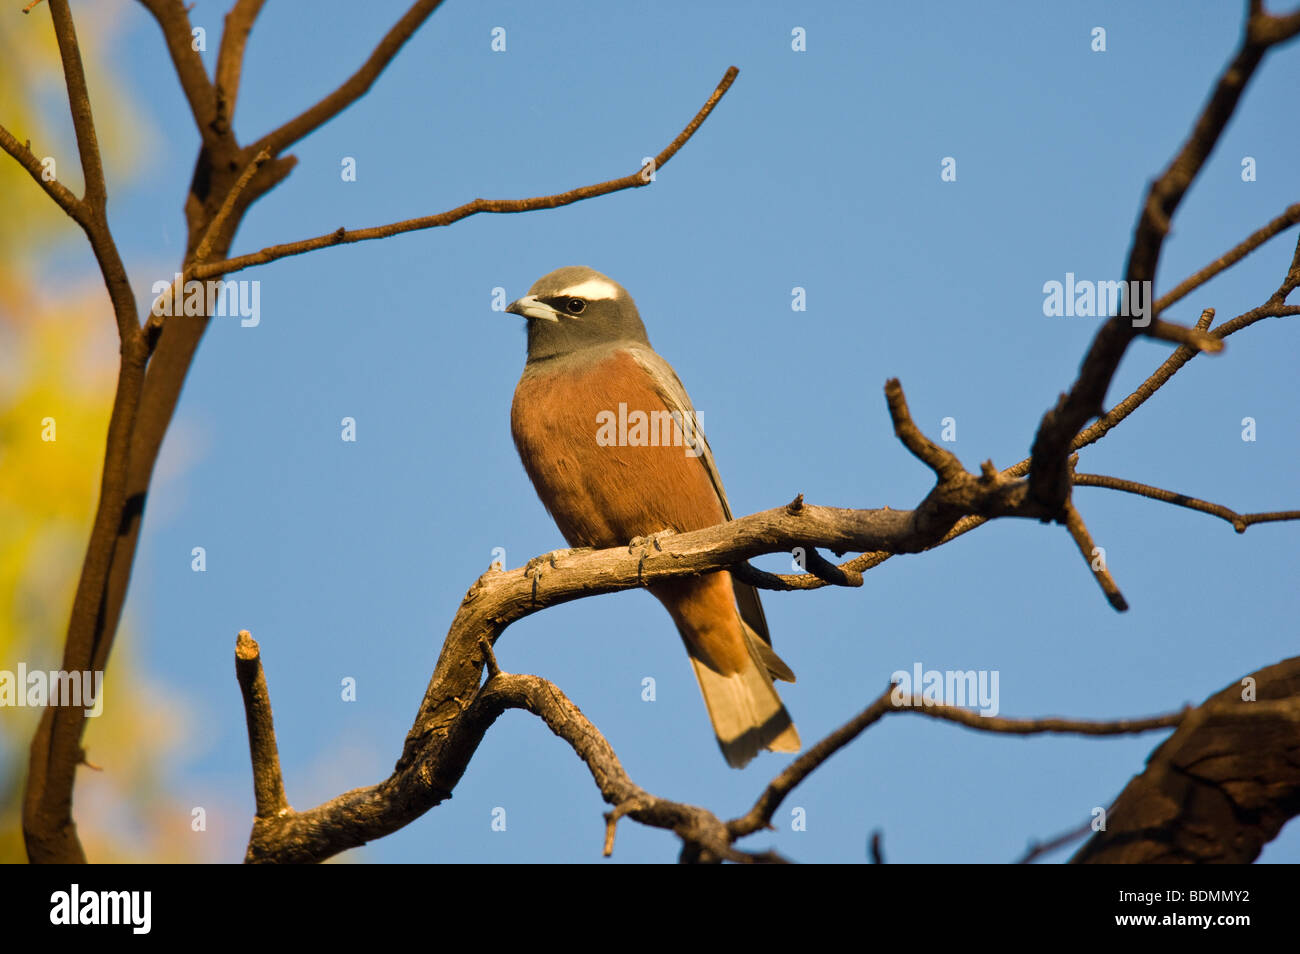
624;346;792;680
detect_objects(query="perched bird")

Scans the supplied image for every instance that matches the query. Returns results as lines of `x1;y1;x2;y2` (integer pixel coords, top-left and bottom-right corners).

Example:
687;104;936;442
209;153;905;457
506;266;799;767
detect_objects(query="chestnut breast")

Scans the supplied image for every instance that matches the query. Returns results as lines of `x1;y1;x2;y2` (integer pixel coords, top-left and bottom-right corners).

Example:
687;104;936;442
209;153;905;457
511;348;726;549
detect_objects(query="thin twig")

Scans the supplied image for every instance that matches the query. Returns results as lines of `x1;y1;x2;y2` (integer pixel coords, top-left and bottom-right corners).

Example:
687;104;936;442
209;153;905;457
1075;473;1300;533
253;0;447;156
215;0;267;129
1062;499;1128;611
1017;816;1098;864
194;66;741;282
0;125;85;220
1154;204;1300;312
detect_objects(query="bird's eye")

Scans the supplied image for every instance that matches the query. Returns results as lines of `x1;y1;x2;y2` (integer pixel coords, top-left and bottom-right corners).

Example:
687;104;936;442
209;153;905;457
565;298;586;315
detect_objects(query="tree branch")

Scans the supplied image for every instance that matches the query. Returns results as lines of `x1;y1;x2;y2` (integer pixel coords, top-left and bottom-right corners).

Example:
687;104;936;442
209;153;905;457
17;0;739;864
1154;204;1300;313
234;631;289;819
1027;5;1300;515
136;0;219;144
0;124;85;221
1017;816;1097;864
48;0;106;208
1073;657;1300;863
251;0;447;156
193;65;740;282
215;0;267;131
728;689;1181;840
1075;472;1300;533
145;148;272;342
239;627;1185;864
23;0;151;865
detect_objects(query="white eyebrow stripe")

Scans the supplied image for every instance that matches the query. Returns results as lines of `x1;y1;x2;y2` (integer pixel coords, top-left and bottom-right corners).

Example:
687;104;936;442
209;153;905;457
554;278;619;301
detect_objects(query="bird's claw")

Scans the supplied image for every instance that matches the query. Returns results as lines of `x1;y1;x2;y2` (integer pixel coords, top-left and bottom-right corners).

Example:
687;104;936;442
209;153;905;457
628;529;676;582
628;529;675;554
524;547;593;603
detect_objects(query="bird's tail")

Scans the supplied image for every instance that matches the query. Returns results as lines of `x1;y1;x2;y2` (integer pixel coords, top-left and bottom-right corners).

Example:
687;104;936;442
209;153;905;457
689;621;800;768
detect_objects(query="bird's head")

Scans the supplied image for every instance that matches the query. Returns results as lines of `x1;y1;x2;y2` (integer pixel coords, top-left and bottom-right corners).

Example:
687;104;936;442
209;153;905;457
506;266;649;362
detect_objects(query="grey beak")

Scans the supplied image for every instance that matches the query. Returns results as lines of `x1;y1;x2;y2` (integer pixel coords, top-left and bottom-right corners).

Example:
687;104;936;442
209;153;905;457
505;294;560;322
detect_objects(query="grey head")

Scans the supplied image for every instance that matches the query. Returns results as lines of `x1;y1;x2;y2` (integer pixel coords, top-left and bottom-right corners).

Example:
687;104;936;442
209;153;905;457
506;266;650;364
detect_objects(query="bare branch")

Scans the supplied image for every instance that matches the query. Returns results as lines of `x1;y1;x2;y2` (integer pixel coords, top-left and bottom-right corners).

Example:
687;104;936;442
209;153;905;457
252;0;448;156
1062;499;1128;611
1074;657;1300;863
22;0;150;856
243;661;764;863
729;685;896;839
0;124;85;221
1027;6;1300;515
869;831;885;864
194;65;740;282
235;631;289;819
215;0;267;130
902;698;1184;737
136;0;218;143
48;0;106;208
1001;229;1300;478
1017;816;1097;864
1213;301;1300;337
1075;472;1300;533
733;549;886;591
145;148;272;341
1154;204;1300;312
886;378;965;480
798;547;864;587
1142;317;1223;352
729;688;1181;840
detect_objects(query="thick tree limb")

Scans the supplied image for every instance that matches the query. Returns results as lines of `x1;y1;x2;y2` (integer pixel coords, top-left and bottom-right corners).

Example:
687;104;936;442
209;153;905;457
242;647;776;864
1073;657;1300;863
21;0;150;865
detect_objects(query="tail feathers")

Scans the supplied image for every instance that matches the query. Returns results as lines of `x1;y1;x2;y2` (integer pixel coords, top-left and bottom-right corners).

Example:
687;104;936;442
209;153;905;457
748;627;796;683
690;651;801;768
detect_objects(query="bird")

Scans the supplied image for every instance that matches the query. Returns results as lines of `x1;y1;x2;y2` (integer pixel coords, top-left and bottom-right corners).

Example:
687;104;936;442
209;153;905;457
505;266;800;768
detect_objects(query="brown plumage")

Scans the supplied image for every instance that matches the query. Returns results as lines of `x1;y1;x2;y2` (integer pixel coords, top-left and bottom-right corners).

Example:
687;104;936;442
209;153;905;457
506;267;799;768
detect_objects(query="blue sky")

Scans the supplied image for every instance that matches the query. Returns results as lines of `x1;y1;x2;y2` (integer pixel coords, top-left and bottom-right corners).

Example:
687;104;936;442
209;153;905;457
38;0;1300;862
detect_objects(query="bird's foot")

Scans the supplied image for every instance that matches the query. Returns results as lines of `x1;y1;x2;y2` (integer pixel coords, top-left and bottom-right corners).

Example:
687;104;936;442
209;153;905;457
628;529;676;581
524;547;593;603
